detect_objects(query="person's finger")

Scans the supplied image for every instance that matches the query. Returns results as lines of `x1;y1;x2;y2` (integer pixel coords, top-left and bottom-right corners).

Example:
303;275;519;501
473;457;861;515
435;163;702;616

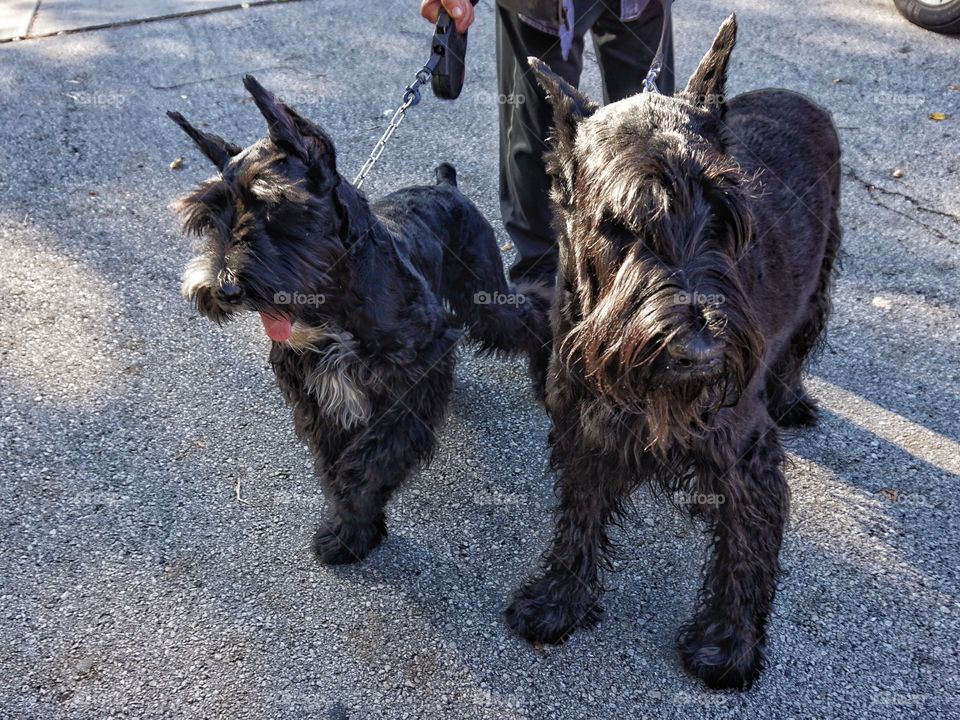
459;1;476;32
442;0;475;33
420;0;440;24
421;0;475;33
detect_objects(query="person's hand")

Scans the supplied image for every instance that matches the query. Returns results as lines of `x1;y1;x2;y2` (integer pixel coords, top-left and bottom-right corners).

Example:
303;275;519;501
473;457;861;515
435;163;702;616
420;0;475;33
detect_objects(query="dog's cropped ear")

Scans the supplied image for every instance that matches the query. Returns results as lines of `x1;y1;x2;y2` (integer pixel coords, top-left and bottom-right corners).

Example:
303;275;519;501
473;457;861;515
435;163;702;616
243;74;337;175
527;58;597;198
683;14;737;114
527;57;597;155
166;111;241;170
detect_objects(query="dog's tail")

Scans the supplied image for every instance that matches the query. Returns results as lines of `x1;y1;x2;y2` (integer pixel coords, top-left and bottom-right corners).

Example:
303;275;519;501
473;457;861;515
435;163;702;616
435;162;457;186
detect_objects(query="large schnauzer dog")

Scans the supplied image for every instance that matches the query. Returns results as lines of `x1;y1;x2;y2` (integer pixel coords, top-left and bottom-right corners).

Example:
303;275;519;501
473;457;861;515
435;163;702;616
169;76;551;564
505;16;841;689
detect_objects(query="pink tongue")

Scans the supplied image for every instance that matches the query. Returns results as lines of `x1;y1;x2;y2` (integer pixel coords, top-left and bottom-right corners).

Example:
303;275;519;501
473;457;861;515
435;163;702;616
260;312;293;342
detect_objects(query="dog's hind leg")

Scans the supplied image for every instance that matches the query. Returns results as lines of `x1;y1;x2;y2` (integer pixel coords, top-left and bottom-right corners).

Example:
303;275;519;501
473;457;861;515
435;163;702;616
440;215;554;398
678;426;788;690
312;347;456;565
766;206;841;428
764;336;819;428
504;443;630;644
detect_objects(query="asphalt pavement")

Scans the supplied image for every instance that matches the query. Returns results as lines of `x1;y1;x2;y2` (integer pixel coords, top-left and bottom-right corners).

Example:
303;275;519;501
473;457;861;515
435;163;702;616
1;0;959;718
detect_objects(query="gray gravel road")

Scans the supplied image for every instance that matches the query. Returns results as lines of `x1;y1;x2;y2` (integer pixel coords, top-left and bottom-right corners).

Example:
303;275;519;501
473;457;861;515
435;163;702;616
1;0;959;718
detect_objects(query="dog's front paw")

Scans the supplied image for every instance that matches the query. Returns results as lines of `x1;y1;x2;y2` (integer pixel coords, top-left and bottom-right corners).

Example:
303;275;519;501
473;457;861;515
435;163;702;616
504;576;602;645
677;618;765;690
312;515;386;565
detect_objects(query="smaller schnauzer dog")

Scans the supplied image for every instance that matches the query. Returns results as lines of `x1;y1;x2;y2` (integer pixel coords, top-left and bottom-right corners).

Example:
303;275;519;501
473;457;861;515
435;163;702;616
505;16;841;690
169;76;551;564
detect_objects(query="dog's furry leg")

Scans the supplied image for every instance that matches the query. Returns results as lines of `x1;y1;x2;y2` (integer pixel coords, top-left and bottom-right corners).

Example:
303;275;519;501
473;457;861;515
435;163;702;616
312;346;456;565
678;426;788;690
437;196;554;399
505;437;628;644
465;278;554;400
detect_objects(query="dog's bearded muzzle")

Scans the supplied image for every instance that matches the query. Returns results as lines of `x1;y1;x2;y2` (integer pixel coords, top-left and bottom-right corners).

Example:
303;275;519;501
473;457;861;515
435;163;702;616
563;314;743;453
181;256;245;325
560;290;743;416
568;330;726;408
560;256;761;419
181;259;329;349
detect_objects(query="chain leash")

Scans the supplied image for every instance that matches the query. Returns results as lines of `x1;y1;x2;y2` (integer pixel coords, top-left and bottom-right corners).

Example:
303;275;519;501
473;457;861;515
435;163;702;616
352;1;478;188
353;66;435;189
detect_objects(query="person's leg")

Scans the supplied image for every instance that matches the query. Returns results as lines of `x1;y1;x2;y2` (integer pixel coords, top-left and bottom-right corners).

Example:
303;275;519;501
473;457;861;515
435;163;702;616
592;0;675;103
496;7;588;285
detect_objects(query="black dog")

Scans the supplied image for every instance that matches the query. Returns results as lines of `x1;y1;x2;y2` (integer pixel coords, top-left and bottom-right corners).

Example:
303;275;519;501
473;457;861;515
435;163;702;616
169;76;551;564
504;16;841;690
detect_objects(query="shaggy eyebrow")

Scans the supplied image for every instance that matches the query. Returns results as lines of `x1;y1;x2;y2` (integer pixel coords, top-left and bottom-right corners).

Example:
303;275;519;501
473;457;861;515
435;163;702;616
596;208;642;237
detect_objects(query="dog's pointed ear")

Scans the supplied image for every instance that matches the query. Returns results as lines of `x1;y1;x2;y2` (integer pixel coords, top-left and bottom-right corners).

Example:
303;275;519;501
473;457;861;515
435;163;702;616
684;14;737;113
166;111;241;170
243;74;336;174
527;58;597;199
527;57;597;153
243;74;304;154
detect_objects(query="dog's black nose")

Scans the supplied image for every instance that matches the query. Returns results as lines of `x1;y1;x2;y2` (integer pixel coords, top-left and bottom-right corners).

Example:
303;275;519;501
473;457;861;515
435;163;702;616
667;333;723;374
217;282;244;305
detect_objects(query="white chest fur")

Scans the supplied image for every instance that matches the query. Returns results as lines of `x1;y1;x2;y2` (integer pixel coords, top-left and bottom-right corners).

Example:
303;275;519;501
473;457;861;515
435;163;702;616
284;323;373;430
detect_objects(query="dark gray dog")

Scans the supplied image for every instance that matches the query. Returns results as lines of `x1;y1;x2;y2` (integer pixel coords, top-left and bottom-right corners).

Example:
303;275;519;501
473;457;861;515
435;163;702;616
504;16;841;690
169;76;551;565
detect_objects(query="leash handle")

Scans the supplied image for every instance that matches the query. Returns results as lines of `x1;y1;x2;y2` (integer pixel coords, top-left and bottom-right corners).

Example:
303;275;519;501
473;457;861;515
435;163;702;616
642;0;673;94
431;0;480;100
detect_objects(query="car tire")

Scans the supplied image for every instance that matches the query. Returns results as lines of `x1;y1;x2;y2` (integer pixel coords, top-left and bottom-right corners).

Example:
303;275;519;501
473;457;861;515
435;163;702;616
894;0;960;34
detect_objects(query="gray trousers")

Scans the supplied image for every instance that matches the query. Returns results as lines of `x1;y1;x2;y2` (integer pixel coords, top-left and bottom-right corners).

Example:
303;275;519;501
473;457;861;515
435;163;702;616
496;0;674;283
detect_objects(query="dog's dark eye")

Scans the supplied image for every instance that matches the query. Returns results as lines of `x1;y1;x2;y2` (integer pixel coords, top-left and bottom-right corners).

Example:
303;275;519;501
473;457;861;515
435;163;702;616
598;214;639;261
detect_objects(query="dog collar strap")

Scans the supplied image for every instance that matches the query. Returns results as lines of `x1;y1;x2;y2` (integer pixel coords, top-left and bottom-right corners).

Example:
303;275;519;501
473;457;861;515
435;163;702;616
642;0;673;94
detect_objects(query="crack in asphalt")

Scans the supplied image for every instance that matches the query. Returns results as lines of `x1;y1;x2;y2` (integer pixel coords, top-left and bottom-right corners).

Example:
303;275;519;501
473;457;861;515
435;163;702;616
148;66;324;91
843;165;959;243
25;0;41;37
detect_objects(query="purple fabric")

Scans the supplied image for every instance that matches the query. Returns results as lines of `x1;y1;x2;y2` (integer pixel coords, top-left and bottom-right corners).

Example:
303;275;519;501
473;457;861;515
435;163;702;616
559;0;574;58
516;0;652;36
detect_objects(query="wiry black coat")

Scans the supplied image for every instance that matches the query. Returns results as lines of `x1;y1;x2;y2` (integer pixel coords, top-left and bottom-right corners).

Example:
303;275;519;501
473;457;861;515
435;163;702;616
504;16;841;691
169;77;551;564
